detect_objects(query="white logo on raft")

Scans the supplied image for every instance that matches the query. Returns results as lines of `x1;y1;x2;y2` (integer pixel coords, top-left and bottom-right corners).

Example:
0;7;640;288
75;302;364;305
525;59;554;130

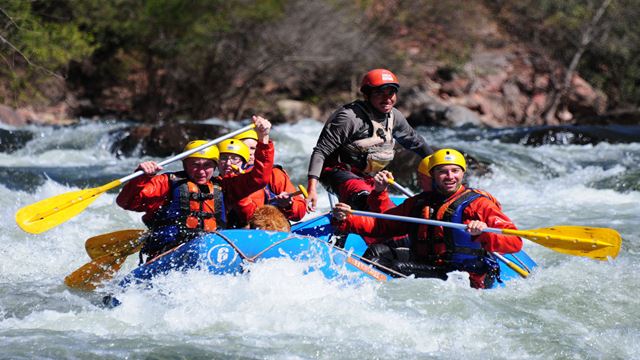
207;245;239;269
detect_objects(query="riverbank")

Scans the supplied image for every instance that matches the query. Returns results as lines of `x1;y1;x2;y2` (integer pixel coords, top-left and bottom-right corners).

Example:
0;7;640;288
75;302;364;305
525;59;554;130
2;2;639;129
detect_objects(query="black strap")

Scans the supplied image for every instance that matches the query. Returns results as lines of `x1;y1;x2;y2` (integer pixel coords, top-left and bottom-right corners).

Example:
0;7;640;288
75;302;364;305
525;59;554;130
212;184;226;229
409;191;431;246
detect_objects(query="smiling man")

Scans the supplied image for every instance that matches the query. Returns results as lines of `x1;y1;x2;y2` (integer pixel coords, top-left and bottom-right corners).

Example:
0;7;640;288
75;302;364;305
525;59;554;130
306;68;433;211
332;148;523;289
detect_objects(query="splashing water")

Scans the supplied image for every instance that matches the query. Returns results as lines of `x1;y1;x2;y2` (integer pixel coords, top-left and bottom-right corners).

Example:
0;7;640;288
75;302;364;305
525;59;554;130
1;120;638;358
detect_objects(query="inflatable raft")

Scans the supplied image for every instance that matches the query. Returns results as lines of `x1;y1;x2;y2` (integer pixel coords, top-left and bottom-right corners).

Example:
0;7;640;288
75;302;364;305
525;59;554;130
119;213;537;289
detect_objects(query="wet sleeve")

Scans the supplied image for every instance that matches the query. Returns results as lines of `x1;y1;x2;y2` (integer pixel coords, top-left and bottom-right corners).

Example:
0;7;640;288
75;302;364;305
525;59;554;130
308;109;357;179
287;196;308;221
223;141;274;202
234;194;260;225
116;174;170;213
272;168;307;221
392;110;433;158
333;197;418;245
465;197;523;253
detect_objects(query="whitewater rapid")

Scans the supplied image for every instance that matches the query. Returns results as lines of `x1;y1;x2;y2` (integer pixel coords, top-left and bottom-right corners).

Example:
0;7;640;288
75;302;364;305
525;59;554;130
1;119;638;359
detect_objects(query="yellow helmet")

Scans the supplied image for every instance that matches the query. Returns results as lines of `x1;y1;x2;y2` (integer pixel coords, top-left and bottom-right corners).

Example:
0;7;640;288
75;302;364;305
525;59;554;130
183;140;219;162
426;148;466;173
417;155;432;176
217;139;250;163
233;128;258;141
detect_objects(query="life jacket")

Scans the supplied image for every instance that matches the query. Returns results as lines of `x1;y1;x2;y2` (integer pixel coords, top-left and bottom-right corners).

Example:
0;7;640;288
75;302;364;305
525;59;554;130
410;188;500;276
339;101;395;174
143;172;225;256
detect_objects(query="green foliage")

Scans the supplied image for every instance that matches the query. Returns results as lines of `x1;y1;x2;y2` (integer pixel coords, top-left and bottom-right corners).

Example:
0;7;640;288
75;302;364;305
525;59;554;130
4;0;637;120
3;1;94;65
54;0;390;121
0;0;95;105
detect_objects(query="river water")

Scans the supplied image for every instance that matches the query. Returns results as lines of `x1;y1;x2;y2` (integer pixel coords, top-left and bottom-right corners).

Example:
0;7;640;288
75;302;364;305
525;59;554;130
1;119;638;359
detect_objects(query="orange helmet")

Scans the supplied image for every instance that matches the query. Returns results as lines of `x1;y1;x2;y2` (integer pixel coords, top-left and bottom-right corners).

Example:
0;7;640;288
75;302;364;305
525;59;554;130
360;69;400;94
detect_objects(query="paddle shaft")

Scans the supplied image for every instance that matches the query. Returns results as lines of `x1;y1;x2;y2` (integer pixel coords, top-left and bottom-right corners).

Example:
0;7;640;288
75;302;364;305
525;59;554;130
387;181;509;233
353;208;506;234
388;179;414;198
388;181;526;235
118;124;255;184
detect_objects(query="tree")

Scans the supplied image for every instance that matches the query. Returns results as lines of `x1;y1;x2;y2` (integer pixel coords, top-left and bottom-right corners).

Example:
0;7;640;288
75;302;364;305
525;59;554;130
0;1;94;106
489;0;640;121
542;0;612;123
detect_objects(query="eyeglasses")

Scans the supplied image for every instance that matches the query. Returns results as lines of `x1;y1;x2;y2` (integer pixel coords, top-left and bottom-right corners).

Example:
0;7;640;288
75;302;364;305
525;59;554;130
219;154;243;165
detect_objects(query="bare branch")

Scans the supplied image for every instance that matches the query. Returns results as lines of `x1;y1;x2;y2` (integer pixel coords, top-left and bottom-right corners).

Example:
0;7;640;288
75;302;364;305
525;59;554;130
543;0;612;123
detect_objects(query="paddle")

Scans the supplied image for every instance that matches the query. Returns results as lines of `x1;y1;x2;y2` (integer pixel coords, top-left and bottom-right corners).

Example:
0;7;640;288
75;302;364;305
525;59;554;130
65;253;126;291
85;229;145;260
291;184;308;198
64;230;146;290
349;209;621;261
15;124;255;234
387;179;530;277
386;179;621;260
387;178;414;198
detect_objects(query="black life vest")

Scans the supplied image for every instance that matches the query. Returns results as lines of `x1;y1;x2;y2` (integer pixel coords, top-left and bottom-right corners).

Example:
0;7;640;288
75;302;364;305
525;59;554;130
143;171;225;256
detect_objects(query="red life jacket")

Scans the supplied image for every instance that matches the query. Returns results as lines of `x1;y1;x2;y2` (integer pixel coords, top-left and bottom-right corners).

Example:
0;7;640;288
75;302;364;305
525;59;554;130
411;188;499;268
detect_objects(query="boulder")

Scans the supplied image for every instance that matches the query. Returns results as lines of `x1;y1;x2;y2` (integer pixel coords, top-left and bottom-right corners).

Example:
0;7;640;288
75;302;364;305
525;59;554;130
406;101;482;128
490;125;640;146
110;122;231;158
0;128;34;153
0;105;27;127
272;99;321;124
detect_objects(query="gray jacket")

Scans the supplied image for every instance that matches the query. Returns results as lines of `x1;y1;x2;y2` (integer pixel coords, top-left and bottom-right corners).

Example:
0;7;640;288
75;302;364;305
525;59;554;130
308;100;432;179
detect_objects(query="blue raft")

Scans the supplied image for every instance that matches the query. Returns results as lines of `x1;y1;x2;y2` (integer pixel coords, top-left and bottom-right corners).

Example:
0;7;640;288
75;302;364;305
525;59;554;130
120;213;537;289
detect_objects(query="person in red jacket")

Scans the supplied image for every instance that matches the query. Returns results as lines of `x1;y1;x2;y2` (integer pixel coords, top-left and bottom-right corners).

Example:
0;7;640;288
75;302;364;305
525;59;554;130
219;135;306;228
332;148;522;288
116;116;274;260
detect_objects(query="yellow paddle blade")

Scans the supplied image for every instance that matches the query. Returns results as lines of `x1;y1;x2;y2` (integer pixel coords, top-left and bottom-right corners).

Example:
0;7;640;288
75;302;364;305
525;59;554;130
15;180;122;234
85;229;145;259
64;254;126;291
503;226;622;261
297;184;309;199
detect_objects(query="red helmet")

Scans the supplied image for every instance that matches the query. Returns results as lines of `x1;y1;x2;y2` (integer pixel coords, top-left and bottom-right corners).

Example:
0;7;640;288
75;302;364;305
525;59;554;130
360;69;400;94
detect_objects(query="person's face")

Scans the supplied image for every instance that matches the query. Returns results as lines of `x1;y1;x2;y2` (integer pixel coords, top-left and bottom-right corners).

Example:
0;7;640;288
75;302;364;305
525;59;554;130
183;158;216;185
431;164;464;195
366;86;397;113
241;138;258;165
219;153;245;176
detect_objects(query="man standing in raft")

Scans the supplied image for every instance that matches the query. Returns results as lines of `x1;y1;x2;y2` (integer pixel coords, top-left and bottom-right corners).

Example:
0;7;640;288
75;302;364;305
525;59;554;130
331;149;523;289
116;116;274;260
306;68;433;211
